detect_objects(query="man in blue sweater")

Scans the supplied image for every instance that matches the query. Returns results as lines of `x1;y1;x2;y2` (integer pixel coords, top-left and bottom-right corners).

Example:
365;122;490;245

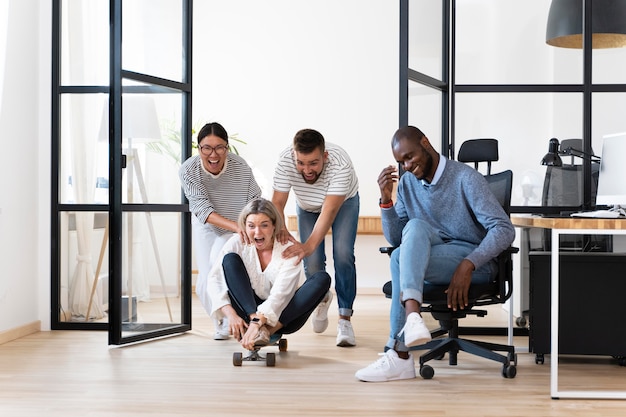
355;126;515;382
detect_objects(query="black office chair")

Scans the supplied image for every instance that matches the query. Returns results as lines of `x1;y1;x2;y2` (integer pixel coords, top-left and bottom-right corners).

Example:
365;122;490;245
381;138;518;379
539;138;611;252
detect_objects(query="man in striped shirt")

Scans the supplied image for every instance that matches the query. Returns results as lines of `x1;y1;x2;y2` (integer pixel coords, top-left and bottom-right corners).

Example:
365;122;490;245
179;122;262;340
272;128;360;347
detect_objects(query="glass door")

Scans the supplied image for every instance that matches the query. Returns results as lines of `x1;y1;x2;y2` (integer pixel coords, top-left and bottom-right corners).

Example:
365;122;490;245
52;0;193;345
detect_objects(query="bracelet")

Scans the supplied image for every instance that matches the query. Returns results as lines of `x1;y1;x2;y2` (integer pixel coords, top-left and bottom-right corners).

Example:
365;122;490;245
379;198;393;209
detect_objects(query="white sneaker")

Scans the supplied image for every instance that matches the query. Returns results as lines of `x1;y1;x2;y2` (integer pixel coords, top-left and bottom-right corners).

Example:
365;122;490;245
336;319;356;347
398;312;432;347
311;291;333;333
213;318;230;340
355;350;416;382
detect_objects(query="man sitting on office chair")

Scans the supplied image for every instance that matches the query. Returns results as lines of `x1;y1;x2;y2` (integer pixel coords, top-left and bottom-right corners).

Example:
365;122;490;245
355;126;515;382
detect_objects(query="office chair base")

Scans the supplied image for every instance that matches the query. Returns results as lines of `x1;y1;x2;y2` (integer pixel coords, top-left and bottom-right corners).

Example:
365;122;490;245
233;337;288;367
410;337;517;379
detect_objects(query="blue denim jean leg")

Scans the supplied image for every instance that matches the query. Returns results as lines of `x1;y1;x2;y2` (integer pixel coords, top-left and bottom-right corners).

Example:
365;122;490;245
388;218;496;350
296;193;359;317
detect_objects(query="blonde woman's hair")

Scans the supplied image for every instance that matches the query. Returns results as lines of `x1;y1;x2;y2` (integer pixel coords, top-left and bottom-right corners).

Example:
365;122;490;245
238;198;284;239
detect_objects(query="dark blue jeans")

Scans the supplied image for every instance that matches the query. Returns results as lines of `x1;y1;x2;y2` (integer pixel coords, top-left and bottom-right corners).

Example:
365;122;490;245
222;253;331;334
296;193;359;317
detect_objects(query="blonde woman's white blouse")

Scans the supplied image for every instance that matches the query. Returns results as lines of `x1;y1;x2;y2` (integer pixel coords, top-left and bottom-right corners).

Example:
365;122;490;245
206;235;305;326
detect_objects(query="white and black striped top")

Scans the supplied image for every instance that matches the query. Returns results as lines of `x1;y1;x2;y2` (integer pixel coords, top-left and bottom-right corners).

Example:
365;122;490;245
273;142;359;213
179;153;262;235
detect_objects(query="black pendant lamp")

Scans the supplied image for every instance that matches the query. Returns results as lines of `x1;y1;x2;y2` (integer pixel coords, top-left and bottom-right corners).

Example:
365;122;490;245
546;0;626;49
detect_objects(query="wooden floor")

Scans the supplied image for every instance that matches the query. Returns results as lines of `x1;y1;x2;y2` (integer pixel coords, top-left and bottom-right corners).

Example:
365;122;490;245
1;294;625;416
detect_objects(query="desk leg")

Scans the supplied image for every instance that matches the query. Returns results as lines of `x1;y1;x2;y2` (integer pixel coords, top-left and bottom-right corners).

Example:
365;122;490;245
549;227;626;399
550;228;560;399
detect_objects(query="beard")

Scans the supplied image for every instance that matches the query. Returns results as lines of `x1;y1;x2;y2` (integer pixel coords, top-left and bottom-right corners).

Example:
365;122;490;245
412;153;433;181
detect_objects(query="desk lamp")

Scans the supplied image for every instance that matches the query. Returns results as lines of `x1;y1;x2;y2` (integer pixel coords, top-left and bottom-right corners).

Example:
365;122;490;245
541;138;563;167
560;146;601;164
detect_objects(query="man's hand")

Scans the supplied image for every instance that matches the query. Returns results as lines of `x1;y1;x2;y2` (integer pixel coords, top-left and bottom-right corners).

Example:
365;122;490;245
378;165;398;203
280;240;309;264
445;259;475;311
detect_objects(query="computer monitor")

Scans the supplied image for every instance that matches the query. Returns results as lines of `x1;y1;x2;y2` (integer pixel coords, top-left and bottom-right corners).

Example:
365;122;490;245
596;132;626;208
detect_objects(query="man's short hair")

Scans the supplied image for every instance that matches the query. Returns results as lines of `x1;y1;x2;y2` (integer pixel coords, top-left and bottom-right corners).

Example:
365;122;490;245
293;128;325;154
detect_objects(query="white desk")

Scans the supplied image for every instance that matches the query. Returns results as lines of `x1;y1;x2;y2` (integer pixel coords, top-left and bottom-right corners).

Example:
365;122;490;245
512;215;626;399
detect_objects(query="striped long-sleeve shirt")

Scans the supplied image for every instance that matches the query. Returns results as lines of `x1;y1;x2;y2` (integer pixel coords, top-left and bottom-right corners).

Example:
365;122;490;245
272;142;359;213
179;153;262;235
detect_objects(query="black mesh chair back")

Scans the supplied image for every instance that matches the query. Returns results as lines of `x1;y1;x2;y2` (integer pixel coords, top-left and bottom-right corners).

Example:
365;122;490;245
457;138;499;175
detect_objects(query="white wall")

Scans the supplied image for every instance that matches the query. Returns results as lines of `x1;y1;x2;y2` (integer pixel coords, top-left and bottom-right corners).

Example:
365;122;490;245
192;0;399;216
0;0;51;333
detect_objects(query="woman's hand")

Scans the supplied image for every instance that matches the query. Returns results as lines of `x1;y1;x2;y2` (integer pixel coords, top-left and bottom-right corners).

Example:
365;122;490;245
222;306;246;340
240;324;262;350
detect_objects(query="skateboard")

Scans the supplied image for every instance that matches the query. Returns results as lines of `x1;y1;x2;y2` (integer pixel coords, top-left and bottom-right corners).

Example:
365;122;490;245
232;335;287;367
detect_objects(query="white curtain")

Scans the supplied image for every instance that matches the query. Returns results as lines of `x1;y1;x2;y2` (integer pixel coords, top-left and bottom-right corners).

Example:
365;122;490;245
66;2;105;320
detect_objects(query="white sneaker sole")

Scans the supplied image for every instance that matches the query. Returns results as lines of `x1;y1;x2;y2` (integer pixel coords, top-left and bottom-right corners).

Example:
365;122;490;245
356;369;416;382
404;334;431;347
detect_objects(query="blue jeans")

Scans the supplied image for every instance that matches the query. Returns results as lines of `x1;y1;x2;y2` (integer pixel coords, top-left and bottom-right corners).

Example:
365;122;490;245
296;193;359;317
387;218;496;352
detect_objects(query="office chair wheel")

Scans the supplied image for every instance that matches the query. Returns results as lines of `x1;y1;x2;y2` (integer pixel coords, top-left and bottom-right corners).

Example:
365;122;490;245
278;338;288;352
616;356;626;367
535;354;545;365
233;352;243;366
266;352;276;367
419;365;435;379
502;364;516;378
508;352;518;366
515;316;527;328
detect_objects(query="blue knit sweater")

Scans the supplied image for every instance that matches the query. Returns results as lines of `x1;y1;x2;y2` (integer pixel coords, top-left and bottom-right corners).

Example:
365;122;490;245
381;158;515;269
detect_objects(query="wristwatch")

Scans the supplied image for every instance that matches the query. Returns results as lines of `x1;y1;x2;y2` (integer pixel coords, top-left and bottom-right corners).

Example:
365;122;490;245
250;317;261;326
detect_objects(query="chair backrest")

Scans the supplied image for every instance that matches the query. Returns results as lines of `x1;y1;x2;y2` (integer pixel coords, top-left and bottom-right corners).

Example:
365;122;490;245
485;170;513;216
542;164;600;207
458;138;499;175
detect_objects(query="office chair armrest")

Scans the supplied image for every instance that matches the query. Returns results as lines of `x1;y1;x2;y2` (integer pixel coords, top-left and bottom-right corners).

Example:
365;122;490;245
496;245;519;302
503;246;519;255
379;246;397;255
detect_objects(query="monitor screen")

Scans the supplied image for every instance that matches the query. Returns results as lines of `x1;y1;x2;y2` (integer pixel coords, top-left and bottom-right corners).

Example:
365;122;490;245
596;132;626;208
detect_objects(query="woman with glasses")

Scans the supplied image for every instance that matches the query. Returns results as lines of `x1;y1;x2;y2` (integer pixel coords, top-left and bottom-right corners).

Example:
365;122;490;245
179;122;262;340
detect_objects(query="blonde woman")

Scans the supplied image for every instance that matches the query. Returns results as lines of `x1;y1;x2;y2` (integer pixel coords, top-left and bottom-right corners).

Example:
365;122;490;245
206;198;331;350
